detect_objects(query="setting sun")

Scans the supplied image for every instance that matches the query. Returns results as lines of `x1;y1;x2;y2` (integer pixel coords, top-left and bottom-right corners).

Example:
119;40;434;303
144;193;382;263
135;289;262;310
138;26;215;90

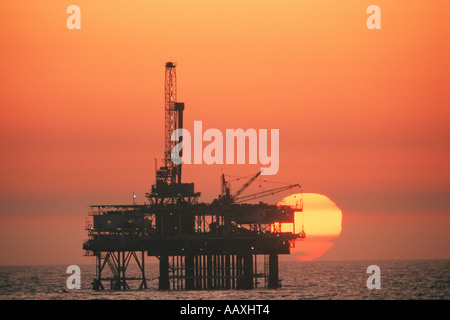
279;193;343;261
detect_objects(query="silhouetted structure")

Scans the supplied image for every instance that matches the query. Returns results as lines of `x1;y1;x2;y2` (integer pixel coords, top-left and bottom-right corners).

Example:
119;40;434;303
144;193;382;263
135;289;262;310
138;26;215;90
83;62;303;290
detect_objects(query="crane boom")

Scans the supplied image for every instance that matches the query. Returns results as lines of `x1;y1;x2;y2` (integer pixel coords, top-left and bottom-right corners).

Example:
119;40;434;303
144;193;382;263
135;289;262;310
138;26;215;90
234;183;301;204
232;170;262;200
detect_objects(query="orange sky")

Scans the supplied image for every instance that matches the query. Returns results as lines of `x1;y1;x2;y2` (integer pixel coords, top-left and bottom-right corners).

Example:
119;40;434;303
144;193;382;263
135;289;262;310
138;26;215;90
0;1;449;265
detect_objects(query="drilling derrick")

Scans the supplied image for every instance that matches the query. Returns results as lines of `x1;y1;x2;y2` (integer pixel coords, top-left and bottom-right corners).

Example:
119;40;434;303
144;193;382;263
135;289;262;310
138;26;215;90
163;62;182;184
83;62;303;291
150;62;199;205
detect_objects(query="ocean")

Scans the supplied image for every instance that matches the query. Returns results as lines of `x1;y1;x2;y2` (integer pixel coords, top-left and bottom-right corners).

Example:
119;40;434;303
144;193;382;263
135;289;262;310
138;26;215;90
0;259;449;300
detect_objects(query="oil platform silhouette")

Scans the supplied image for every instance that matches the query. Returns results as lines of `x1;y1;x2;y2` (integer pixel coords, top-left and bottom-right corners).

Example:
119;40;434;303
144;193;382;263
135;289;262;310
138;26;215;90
82;62;304;290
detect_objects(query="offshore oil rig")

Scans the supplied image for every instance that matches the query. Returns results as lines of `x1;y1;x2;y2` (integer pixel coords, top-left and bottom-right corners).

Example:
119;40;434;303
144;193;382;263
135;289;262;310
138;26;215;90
82;62;304;290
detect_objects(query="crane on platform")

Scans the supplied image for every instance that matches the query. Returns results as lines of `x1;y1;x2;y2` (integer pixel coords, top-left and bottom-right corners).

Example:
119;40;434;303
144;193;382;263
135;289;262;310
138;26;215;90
219;170;261;204
234;183;301;204
217;170;302;210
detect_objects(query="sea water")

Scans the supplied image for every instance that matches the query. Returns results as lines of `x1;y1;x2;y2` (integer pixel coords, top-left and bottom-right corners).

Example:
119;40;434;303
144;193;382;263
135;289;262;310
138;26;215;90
0;259;449;300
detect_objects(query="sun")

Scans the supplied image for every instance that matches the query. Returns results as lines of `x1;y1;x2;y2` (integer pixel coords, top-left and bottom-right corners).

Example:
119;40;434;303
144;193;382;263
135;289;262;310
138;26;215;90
279;193;343;261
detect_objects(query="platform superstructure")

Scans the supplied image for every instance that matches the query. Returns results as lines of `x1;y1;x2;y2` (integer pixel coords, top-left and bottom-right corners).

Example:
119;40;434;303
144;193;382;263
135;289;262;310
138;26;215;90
82;62;303;290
